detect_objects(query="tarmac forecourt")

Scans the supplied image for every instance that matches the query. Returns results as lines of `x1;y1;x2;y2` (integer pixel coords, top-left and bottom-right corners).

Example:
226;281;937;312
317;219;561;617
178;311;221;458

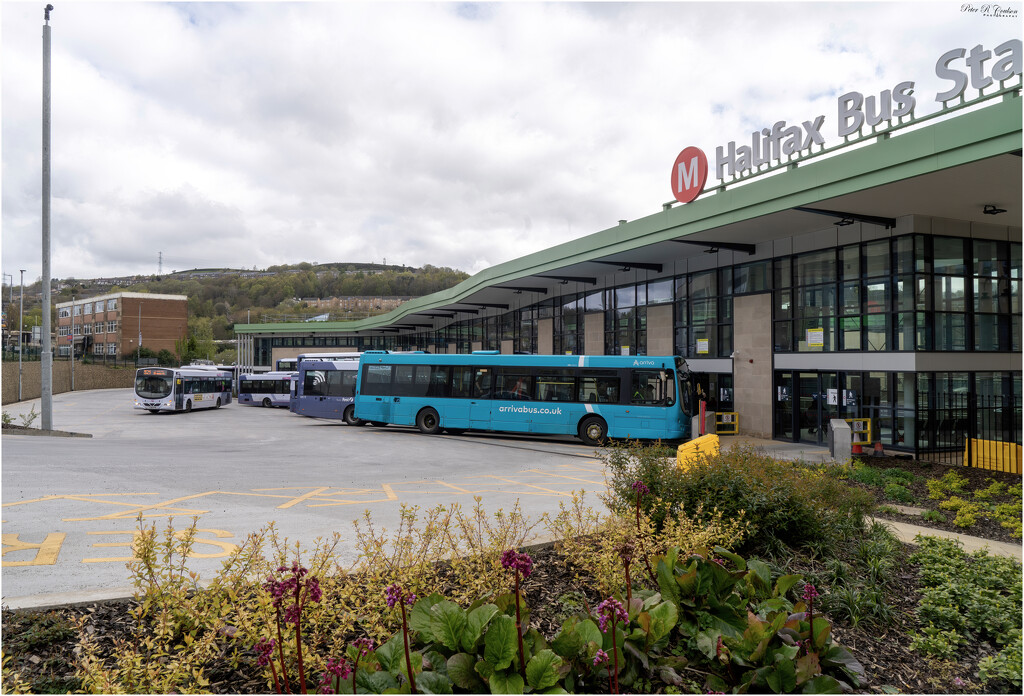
1;389;608;608
3;391;1017;610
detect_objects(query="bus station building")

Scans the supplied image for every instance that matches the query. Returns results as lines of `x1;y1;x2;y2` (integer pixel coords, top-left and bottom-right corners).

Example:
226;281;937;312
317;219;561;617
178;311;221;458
236;51;1022;458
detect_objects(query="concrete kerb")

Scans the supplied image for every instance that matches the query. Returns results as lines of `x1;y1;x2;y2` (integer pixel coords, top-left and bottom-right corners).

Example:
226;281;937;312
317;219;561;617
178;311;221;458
1;424;92;438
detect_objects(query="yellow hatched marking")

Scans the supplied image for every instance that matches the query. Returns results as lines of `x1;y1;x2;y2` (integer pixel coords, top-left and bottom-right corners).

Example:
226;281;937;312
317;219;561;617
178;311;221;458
307;483;400;508
2;532;67;566
470;476;575;497
62;492;215;521
3;493;160;508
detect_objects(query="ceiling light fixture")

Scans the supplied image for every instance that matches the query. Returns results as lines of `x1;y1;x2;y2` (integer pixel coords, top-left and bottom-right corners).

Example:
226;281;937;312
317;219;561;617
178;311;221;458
834;217;855;227
983;204;1007;215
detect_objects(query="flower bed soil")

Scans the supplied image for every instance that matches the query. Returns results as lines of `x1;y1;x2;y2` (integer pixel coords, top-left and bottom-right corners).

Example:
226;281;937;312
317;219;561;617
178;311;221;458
851;455;1022;544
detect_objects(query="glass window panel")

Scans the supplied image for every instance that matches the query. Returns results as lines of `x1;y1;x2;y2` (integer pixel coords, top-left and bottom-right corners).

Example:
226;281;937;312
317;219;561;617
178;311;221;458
584;291;605;312
535;369;576;402
774;258;792;289
720;297;732;320
894;312;915;350
691;298;717;323
934;313;967;351
647;279;673;305
915;236;929;273
973;278;1000;313
719;324;732;356
864;240;890;277
1011;243;1021;279
674;276;688;300
797;317;834;351
841;282;860;315
865;314;887;351
796;285;835;317
974;315;1001;351
734;261;770;294
973;239;1002;277
840;316;861;349
690;271;717;299
577;370;620;403
916;312;931;350
1010;280;1020;314
896;236;915;274
895;276;914;311
693;327;716;356
719;268;733;296
933;237;967;275
840;245;860;280
795;249;836;285
915;275;931;310
774;322;792;352
775;290;792;319
933;276;966;312
865;280;889;313
615;286;635;309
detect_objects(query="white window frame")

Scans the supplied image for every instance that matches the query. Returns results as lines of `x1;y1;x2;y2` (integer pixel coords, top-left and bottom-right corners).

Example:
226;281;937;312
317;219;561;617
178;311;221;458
108;343;117;355
107;321;118;333
107;299;117;311
58;307;70;318
94;343;104;355
73;305;81;316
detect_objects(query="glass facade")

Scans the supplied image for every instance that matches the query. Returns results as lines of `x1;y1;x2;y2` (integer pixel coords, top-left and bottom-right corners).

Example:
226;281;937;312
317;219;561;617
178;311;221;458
251;233;1021;453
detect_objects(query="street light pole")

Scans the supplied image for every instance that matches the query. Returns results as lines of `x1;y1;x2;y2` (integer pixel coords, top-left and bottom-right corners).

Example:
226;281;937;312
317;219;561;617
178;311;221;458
70;292;75;391
40;5;54;430
19;270;25;401
137;302;142;365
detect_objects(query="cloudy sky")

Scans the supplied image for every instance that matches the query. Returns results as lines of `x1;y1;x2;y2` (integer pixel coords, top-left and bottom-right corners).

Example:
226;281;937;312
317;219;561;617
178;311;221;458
2;1;1020;283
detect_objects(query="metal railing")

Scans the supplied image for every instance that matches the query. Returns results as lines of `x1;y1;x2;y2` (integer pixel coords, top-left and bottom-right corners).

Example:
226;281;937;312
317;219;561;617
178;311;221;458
917;393;1022;475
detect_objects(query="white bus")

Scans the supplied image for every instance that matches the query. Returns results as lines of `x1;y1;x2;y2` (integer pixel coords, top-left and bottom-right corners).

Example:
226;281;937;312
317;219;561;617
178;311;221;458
134;366;233;413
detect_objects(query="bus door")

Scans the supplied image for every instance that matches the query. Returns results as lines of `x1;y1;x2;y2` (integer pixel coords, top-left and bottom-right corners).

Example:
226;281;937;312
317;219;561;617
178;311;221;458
530;369;577;434
174;378;184;410
622;368;677;438
466;367;493;430
358;364;394;422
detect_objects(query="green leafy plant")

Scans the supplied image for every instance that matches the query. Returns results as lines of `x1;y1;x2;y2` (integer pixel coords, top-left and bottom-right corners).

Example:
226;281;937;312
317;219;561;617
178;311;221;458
927;471;968;499
883;483;914;504
920;509;946;524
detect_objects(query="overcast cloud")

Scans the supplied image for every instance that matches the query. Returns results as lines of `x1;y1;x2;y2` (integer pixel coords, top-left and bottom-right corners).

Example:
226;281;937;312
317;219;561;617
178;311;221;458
2;1;1020;283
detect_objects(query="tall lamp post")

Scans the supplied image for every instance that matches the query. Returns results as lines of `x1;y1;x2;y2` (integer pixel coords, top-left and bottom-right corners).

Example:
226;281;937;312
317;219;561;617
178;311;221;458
70;292;75;391
19;270;25;401
137;301;142;365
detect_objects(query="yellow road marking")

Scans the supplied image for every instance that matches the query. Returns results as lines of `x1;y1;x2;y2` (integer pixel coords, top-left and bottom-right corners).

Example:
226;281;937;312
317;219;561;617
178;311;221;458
2;532;66;566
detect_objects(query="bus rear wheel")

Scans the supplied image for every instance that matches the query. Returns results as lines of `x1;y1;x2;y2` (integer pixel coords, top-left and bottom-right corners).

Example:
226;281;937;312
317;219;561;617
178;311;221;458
416;408;442;435
578;416;607;446
216;397;222;408
262;398;272;407
343;405;364;426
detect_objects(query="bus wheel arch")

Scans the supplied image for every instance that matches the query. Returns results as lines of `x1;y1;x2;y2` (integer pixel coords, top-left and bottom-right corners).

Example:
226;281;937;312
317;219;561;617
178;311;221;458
343;405;365;426
416;407;442;435
578;416;608;446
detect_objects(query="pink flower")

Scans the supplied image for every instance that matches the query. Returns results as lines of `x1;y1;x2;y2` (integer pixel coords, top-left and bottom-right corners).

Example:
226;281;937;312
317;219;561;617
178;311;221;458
593;649;609;665
254;637;276;667
501;550;534;578
632;481;650;495
385;583;415;608
596;597;629;633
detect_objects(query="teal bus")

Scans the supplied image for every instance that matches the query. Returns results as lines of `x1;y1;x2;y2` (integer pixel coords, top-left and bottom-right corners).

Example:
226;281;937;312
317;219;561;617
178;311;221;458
353;351;695;445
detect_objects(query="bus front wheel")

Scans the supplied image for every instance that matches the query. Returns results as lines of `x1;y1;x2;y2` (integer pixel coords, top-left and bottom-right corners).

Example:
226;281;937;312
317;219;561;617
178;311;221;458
148;409;160;414
343;405;365;427
262;398;272;408
216;397;222;408
416;408;442;435
185;400;192;413
578;416;607;446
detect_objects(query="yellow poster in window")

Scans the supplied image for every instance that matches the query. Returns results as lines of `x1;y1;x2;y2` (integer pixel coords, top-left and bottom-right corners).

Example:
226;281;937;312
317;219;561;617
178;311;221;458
806;328;824;347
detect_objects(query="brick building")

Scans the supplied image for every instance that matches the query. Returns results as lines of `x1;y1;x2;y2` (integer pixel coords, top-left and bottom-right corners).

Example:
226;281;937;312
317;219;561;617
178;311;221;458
55;292;187;359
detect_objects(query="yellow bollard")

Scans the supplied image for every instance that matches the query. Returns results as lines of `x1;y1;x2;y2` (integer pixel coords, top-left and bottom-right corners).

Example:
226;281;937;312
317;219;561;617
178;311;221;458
677;434;720;471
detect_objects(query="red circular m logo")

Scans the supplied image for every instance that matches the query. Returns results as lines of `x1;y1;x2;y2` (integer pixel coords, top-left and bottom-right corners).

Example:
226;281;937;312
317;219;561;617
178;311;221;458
670;146;708;204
